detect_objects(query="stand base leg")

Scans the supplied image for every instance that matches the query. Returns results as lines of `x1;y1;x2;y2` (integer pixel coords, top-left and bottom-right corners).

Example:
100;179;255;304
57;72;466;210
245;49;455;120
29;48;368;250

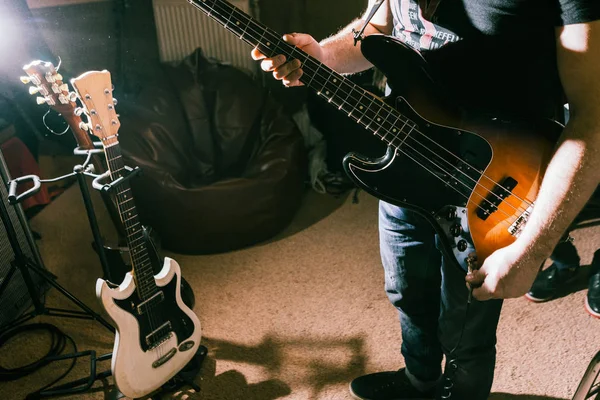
27;352;113;399
148;345;209;400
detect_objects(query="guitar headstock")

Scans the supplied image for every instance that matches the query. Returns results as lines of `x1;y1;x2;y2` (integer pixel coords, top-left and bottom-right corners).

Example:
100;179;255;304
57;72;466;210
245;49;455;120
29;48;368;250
21;60;77;115
70;70;120;144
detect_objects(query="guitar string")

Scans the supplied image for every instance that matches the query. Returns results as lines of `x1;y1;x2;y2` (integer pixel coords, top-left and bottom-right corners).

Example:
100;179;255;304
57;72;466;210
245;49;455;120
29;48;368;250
244;1;535;217
194;1;533;223
194;0;535;218
105;147;164;358
103;129;165;356
105;150;164;299
105;147;156;297
111;147;174;359
76;92;152;300
194;1;530;229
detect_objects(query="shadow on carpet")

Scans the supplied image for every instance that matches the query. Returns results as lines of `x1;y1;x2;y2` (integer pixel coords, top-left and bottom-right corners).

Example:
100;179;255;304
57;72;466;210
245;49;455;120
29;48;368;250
490;394;567;400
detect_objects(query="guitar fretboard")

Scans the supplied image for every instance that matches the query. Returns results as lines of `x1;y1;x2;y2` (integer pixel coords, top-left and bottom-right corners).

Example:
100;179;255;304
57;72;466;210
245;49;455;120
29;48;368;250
105;143;157;299
188;0;418;149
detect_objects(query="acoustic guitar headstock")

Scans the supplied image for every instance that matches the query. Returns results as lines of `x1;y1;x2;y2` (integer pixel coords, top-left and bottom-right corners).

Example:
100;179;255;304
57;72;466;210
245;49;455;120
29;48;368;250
21;60;78;115
70;70;120;146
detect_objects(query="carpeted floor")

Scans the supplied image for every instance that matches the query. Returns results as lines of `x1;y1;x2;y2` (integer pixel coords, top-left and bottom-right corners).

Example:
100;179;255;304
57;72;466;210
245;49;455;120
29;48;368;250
1;181;599;400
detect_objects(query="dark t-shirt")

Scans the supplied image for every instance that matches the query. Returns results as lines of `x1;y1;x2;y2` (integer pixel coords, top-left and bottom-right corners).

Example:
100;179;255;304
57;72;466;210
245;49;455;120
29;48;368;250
389;0;600;120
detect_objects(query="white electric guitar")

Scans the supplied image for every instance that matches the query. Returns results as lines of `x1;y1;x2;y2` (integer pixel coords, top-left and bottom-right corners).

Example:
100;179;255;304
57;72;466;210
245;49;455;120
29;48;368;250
70;70;202;399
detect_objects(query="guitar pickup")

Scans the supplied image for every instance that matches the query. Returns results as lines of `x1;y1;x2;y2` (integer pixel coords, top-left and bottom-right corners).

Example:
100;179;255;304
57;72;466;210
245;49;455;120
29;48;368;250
477;177;518;221
146;321;172;348
137;291;165;316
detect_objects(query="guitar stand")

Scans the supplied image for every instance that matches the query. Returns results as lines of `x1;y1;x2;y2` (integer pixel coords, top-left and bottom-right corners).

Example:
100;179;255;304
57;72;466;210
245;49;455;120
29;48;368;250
0;148;116;398
6;147;208;398
148;344;208;400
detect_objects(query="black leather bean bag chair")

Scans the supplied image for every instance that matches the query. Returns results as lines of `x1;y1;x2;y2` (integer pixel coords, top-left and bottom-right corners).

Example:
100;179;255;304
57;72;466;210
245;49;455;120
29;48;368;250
117;49;307;254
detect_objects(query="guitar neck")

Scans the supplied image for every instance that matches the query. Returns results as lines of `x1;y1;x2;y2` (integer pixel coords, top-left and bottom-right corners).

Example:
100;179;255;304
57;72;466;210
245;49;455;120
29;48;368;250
188;0;418;148
60;110;96;150
103;139;157;296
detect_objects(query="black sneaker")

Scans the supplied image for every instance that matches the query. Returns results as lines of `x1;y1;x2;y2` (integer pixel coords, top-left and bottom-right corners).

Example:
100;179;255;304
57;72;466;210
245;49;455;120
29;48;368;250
349;368;435;400
525;263;578;302
585;271;600;318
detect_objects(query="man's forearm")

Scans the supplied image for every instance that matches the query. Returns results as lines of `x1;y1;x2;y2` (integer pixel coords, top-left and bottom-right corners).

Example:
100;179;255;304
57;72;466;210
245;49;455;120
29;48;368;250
514;116;600;262
318;19;384;74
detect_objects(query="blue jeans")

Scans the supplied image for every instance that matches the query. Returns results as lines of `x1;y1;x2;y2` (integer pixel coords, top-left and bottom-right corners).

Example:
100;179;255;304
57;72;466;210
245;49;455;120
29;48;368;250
379;201;503;400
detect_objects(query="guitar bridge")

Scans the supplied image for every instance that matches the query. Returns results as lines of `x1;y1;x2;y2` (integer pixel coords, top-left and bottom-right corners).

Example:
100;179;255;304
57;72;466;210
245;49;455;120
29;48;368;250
508;203;534;237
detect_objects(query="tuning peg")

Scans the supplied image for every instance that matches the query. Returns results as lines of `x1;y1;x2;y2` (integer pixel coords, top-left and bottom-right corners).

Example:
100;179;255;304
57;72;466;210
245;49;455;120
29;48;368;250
58;94;70;105
32;85;49;96
59;83;68;92
54;73;63;81
36;96;47;105
112;98;118;106
79;121;89;131
68;92;78;102
74;107;84;116
20;76;31;84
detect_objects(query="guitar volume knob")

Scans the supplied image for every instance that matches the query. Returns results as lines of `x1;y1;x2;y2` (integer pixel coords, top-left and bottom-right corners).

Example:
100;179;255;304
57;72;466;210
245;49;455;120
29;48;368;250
450;223;463;237
457;240;468;252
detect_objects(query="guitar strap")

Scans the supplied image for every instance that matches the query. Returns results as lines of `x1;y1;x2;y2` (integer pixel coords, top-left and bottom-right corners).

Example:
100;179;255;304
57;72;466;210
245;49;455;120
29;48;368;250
353;0;385;46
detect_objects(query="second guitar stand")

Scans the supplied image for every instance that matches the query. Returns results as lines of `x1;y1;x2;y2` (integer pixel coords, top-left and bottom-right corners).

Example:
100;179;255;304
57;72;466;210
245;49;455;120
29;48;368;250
2;148;114;398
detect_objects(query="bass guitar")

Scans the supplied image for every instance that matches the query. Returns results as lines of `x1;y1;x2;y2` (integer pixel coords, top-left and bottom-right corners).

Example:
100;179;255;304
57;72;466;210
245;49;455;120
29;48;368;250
187;0;560;272
70;70;202;399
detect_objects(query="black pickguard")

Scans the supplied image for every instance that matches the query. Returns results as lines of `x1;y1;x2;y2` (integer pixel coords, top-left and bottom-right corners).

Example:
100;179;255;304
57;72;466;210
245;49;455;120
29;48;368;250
114;273;195;352
342;35;494;270
345;98;491;214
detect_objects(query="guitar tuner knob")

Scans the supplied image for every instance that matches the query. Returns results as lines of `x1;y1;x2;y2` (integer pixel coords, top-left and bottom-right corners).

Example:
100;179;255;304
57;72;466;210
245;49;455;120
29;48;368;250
59;83;68;92
20;76;31;84
79;121;89;131
68;92;78;102
28;86;40;95
54;73;63;81
74;107;84;116
36;96;47;105
58;94;69;105
112;98;118;106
